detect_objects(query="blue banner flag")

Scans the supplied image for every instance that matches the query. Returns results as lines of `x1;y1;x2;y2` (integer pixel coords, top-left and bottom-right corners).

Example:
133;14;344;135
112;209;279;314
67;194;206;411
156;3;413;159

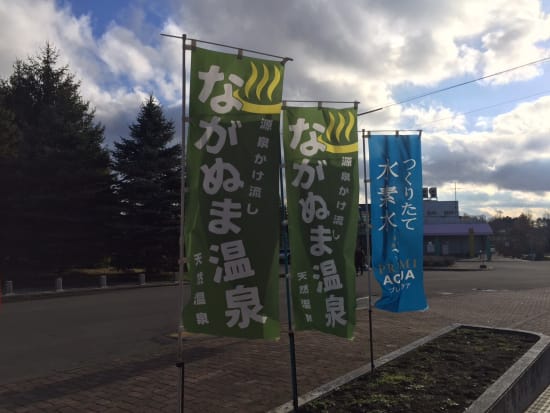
368;132;428;312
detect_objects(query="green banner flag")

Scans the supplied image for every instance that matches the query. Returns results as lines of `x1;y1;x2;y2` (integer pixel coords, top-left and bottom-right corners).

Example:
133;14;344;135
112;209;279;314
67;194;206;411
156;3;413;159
283;106;358;339
183;47;284;339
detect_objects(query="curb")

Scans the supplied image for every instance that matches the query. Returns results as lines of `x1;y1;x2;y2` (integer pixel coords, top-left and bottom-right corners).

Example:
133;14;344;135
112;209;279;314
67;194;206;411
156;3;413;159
424;265;493;271
1;281;180;303
269;324;549;413
466;326;550;413
268;324;457;413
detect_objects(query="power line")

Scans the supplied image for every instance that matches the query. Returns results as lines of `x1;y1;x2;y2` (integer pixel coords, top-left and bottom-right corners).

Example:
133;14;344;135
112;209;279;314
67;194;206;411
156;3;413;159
418;89;550;127
358;55;550;116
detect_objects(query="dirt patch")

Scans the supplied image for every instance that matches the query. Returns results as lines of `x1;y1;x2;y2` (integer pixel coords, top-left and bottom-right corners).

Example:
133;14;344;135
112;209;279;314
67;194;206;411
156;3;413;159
298;326;539;413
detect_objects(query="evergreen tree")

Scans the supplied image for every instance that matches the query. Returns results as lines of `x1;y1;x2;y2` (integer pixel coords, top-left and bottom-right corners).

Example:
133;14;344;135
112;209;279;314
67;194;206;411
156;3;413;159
490;213;549;259
0;106;20;159
0;44;113;271
112;96;181;275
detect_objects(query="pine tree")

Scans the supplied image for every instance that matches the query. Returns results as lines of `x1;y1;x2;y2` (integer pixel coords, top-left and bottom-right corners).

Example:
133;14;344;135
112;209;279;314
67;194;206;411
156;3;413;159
0;44;113;271
0;106;20;159
112;96;181;275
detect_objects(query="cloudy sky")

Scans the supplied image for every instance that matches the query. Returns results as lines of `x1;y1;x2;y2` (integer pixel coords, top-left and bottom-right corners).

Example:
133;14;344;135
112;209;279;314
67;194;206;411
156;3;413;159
1;0;550;219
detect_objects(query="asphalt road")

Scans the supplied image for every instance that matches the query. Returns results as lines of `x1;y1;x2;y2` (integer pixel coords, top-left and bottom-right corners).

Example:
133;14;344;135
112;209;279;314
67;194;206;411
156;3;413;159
1;258;548;385
423;260;550;295
0;286;181;384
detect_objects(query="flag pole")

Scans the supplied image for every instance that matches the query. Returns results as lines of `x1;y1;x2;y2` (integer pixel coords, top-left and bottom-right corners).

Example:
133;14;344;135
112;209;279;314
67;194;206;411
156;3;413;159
362;129;375;372
280;104;299;411
179;32;188;412
162;34;293;62
173;33;188;413
160;31;187;413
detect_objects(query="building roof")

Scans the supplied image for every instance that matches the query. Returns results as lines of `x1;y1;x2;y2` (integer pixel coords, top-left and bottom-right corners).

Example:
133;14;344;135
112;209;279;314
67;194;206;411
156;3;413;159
424;222;493;236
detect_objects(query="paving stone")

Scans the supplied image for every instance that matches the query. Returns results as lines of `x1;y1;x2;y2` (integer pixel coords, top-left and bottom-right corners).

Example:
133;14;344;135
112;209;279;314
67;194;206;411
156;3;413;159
1;284;549;412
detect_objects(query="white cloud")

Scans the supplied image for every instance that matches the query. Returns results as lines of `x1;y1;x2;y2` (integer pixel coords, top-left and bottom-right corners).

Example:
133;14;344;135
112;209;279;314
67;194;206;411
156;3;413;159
0;1;95;74
0;1;187;145
492;96;550;138
474;116;492;130
402;105;467;132
98;26;156;82
1;0;550;216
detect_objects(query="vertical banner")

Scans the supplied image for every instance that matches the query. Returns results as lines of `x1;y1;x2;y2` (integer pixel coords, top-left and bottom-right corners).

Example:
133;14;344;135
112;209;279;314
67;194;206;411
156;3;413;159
183;47;284;339
368;133;428;312
283;106;358;339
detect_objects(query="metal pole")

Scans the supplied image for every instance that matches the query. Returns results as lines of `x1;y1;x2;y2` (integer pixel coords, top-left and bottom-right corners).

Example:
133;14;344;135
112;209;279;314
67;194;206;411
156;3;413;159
279;140;299;412
362;129;375;372
161;33;293;63
55;277;63;292
5;280;13;295
177;33;188;413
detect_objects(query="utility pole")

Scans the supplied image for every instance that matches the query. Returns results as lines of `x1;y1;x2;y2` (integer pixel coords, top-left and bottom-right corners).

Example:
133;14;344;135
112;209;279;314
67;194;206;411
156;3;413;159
453;181;463;201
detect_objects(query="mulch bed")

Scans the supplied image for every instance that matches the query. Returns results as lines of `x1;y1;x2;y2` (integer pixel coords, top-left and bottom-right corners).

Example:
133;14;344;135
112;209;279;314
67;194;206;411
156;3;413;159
298;326;539;413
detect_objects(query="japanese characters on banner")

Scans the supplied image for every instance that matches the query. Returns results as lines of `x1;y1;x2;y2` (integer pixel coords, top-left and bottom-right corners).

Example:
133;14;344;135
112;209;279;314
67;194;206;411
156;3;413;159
183;47;284;339
283;107;359;339
368;133;428;312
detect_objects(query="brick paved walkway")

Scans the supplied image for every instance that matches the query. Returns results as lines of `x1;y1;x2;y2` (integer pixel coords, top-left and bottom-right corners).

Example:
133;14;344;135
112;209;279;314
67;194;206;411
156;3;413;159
1;285;549;412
